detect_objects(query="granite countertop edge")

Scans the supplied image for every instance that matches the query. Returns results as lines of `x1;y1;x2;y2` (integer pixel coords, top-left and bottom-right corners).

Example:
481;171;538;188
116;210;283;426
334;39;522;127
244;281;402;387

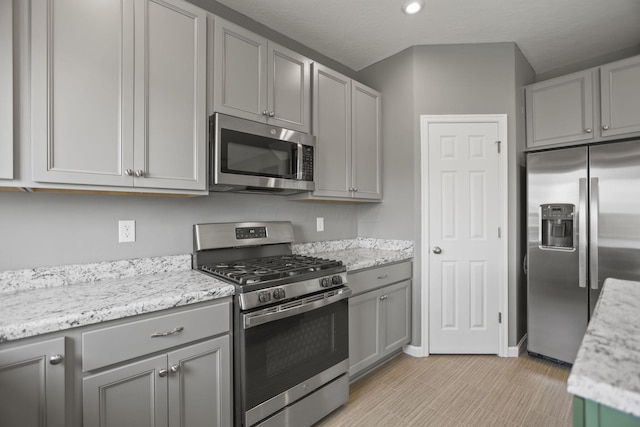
567;278;640;418
1;238;413;343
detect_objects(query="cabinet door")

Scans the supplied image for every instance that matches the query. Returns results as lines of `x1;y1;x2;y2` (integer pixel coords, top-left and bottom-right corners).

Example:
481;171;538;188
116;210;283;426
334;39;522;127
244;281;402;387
0;337;66;427
348;289;382;377
213;18;268;122
351;81;382;200
31;0;135;186
525;70;594;148
0;0;12;180
167;336;231;427
312;63;352;198
267;42;310;133
133;0;207;191
381;280;411;355
83;355;168;427
600;55;640;139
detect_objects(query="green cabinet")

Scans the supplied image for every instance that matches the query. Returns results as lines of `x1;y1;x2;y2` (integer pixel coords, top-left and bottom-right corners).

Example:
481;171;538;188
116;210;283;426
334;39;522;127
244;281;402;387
574;396;640;427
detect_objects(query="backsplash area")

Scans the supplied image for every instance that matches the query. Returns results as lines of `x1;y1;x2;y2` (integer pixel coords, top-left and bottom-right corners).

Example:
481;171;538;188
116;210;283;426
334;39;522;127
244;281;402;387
0;191;360;271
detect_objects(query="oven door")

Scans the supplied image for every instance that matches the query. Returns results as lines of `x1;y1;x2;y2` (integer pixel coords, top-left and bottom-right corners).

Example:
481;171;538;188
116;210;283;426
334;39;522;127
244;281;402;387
239;288;350;426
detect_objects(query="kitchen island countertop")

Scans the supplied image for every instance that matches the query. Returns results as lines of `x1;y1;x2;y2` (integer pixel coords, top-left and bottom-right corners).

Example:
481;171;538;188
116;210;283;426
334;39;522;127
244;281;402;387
568;277;640;417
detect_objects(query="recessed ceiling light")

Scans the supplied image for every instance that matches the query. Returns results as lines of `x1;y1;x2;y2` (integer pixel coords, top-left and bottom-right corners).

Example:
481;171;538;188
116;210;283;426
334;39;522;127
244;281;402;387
402;0;425;14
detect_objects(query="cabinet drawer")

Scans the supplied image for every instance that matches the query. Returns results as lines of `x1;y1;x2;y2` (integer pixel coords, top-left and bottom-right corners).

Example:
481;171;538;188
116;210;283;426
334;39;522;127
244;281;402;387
82;302;229;372
348;261;411;296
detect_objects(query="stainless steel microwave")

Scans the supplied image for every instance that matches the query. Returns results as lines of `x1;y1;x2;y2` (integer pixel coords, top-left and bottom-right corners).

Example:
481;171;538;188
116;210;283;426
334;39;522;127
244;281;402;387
210;113;315;194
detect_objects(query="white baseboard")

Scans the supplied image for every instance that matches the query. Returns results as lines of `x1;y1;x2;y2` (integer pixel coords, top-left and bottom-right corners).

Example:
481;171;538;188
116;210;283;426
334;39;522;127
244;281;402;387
507;334;528;357
403;344;428;358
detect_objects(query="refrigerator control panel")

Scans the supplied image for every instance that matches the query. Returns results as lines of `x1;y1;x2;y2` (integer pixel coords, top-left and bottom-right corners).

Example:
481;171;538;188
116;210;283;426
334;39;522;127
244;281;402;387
540;204;575;250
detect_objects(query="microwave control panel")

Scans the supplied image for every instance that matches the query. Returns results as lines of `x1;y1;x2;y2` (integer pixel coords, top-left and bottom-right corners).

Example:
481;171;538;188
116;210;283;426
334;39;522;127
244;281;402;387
301;146;314;181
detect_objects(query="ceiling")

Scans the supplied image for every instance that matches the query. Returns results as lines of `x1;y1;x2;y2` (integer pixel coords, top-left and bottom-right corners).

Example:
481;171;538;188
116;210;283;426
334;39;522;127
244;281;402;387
214;0;640;75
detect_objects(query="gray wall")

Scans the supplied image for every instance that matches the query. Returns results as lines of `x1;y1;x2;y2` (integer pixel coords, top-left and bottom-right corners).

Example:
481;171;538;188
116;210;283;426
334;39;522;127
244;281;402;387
357;43;535;348
0;191;358;271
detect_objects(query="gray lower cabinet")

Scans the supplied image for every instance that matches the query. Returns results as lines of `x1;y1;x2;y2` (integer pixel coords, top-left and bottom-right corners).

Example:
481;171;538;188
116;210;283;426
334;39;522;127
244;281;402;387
30;0;207;193
0;0;12;180
0;337;67;427
82;301;232;427
348;262;412;379
83;336;230;427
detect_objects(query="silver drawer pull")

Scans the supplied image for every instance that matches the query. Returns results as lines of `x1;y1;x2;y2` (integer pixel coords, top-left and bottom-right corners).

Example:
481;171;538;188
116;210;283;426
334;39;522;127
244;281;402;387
150;326;184;338
49;354;64;365
377;274;388;279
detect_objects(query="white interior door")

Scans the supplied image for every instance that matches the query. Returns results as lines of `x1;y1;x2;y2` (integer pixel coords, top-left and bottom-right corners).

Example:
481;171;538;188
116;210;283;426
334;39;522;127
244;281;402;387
426;119;503;354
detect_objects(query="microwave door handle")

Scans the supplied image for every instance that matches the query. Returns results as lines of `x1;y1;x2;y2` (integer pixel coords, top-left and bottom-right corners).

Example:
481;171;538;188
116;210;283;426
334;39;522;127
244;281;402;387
296;143;303;180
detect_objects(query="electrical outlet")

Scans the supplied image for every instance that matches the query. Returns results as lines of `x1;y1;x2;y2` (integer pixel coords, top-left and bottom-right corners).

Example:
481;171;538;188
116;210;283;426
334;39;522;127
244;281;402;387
316;217;324;232
118;220;136;243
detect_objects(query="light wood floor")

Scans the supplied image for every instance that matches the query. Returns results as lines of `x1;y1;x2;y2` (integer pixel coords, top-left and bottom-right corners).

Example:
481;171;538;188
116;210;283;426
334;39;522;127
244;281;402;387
316;352;573;427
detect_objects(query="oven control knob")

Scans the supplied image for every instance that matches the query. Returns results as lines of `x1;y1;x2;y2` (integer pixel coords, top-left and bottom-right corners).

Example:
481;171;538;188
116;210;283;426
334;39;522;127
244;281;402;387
331;275;343;285
258;291;271;303
272;288;286;300
320;277;331;287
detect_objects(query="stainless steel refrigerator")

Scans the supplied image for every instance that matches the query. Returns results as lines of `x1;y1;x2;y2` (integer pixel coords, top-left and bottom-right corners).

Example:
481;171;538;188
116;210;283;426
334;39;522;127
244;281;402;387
527;139;640;364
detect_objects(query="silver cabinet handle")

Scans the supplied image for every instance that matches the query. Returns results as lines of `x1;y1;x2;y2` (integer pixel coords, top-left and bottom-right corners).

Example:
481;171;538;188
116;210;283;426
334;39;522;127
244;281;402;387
590;178;599;290
125;169;133;176
170;364;180;373
262;110;269;116
135;169;144;177
49;354;64;365
150;326;184;338
379;295;387;301
159;368;169;378
602;125;609;130
268;111;275;117
585;128;592;133
433;246;442;254
377;274;388;279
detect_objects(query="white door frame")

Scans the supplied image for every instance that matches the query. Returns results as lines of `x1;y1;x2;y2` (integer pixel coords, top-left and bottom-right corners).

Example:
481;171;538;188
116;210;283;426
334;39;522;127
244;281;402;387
418;114;509;357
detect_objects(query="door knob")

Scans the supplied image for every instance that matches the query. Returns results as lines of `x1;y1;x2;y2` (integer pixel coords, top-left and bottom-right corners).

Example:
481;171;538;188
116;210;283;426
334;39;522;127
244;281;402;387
433;246;442;254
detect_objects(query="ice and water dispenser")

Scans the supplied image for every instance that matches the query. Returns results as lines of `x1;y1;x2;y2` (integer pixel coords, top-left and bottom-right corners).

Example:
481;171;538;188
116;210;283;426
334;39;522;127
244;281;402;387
540;204;575;250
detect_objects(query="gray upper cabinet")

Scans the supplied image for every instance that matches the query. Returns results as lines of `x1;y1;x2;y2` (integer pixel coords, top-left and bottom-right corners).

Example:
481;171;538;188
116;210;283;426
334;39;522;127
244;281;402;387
0;0;13;180
31;0;207;192
213;18;310;133
525;69;595;149
296;63;382;201
352;81;382;200
600;55;640;138
0;337;67;427
525;54;640;150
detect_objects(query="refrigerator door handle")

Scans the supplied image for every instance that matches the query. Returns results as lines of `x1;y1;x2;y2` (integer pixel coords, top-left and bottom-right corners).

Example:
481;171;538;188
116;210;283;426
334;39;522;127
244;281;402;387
590;177;599;290
578;178;588;288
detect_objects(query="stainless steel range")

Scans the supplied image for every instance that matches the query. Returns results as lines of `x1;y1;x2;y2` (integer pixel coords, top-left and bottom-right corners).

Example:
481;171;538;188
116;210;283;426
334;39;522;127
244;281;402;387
193;221;351;427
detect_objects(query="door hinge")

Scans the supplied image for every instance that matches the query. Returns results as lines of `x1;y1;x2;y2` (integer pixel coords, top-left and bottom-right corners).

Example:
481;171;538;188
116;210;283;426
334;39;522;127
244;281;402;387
498;227;501;238
495;140;501;153
498;312;502;324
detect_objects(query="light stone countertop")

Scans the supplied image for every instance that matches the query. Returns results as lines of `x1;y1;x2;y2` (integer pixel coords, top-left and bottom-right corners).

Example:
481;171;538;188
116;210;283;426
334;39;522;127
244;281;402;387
293;237;413;271
0;238;413;344
0;255;234;343
567;278;640;417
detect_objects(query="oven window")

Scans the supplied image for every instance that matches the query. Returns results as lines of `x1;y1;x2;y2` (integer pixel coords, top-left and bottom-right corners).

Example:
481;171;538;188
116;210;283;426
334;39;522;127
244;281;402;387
241;299;348;410
221;129;295;178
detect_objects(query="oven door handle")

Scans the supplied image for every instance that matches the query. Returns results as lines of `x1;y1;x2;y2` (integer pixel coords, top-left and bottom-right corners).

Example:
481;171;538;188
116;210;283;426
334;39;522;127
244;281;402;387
243;287;352;329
